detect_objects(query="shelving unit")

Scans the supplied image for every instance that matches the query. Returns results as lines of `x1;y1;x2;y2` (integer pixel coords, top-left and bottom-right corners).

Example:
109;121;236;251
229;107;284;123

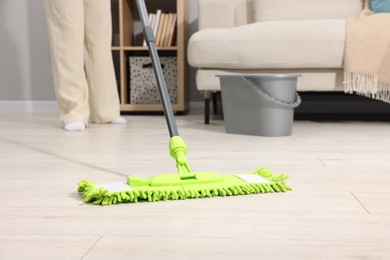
111;0;187;112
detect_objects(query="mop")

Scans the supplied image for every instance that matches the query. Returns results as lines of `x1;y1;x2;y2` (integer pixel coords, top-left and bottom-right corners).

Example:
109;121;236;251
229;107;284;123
77;0;291;205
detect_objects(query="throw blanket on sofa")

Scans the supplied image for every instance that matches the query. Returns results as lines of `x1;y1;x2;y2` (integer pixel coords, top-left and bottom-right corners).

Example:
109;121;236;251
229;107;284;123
344;10;390;103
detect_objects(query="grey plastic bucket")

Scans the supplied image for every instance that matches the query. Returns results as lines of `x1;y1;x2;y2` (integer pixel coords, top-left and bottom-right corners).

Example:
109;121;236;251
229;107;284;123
218;74;301;136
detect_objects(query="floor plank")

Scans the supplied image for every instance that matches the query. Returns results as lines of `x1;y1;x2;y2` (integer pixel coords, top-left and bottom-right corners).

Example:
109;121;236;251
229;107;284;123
0;112;389;259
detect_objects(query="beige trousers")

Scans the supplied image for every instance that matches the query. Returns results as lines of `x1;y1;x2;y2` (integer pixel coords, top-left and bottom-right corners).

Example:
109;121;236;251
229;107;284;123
44;0;120;126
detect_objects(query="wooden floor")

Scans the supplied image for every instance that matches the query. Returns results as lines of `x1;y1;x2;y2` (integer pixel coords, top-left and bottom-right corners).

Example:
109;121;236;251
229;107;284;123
0;112;389;259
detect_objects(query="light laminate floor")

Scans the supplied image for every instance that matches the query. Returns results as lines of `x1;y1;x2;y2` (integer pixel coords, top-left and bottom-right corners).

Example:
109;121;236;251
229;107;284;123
0;112;389;260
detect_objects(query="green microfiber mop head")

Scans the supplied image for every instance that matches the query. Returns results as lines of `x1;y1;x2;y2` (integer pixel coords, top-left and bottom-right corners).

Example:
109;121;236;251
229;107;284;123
77;168;291;205
77;137;292;206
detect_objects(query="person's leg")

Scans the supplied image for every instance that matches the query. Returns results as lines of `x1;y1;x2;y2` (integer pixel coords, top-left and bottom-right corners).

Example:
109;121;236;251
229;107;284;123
44;0;89;130
83;0;125;124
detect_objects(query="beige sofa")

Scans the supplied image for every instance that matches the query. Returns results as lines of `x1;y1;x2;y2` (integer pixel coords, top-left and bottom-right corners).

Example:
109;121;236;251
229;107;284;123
187;0;364;123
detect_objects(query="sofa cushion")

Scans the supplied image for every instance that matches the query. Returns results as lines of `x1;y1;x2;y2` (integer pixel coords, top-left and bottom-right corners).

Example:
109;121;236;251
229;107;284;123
198;0;235;30
254;0;363;22
187;19;346;69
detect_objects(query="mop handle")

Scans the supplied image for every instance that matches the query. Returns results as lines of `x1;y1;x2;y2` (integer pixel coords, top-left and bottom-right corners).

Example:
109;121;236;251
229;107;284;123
135;0;179;137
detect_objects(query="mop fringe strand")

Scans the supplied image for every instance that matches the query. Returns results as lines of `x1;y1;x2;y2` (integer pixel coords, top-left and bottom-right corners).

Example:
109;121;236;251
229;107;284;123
77;167;291;206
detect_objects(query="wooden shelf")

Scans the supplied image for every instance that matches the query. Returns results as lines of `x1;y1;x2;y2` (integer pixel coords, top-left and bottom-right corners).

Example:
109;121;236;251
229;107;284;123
111;0;187;113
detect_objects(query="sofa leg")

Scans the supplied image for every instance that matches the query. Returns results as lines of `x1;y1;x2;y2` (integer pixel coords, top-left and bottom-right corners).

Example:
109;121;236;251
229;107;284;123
212;92;218;114
205;98;210;124
203;91;211;125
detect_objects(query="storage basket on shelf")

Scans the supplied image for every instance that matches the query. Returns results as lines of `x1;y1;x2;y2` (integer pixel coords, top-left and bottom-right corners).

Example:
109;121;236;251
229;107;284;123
129;56;177;104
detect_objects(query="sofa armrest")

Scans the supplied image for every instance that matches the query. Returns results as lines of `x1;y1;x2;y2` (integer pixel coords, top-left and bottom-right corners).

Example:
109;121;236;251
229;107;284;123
198;0;235;30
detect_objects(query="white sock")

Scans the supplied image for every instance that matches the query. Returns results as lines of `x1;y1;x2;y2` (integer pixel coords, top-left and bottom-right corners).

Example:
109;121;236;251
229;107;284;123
64;121;86;131
111;117;127;124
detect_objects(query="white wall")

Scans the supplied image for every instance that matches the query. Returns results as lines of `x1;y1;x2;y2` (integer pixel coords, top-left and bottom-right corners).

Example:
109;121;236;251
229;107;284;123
0;0;201;111
0;0;55;103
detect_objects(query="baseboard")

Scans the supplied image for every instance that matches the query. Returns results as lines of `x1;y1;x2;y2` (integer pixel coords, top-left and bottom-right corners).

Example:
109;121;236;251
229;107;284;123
0;101;58;113
0;101;205;114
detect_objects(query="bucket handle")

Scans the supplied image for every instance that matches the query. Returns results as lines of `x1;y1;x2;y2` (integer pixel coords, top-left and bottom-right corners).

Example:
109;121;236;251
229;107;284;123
241;76;302;108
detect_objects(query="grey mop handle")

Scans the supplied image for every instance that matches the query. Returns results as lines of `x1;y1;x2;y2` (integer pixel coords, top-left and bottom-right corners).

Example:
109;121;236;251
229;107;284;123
135;0;179;137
